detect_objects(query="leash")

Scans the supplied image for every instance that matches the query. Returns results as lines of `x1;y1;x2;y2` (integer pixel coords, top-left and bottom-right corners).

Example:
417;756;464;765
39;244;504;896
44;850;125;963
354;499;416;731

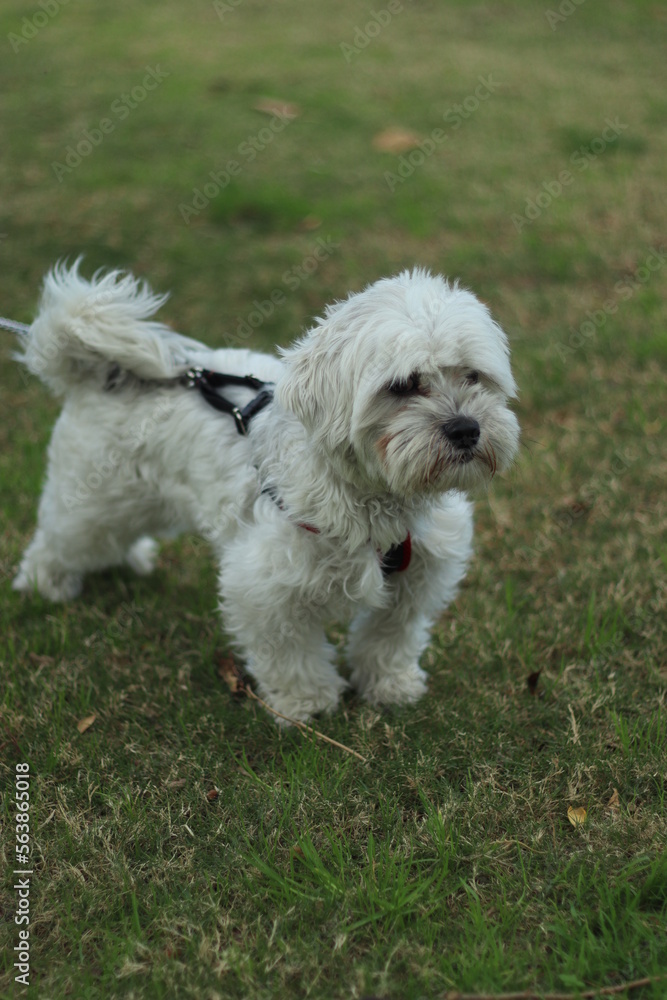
0;317;30;336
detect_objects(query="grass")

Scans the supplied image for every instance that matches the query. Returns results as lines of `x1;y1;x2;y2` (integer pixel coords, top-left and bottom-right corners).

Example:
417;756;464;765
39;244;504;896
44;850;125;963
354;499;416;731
1;1;666;997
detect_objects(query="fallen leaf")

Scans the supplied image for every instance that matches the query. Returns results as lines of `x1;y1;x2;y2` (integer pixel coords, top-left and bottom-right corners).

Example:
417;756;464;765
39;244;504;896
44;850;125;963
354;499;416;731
77;713;97;734
526;670;541;695
567;805;587;827
372;127;424;153
607;788;620;811
559;495;593;515
29;652;55;667
253;97;301;120
206;788;219;802
217;655;246;695
297;215;322;231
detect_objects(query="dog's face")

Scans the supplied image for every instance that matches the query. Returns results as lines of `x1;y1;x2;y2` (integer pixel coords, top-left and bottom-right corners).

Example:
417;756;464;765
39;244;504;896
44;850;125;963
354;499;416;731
278;270;520;498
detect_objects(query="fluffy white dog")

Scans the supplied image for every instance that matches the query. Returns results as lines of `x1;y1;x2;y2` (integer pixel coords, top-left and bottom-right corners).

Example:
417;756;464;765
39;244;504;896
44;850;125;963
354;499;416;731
13;262;519;722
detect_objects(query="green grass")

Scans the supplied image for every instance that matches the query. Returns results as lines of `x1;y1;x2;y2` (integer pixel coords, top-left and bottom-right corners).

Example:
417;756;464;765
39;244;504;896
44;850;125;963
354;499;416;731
1;1;666;997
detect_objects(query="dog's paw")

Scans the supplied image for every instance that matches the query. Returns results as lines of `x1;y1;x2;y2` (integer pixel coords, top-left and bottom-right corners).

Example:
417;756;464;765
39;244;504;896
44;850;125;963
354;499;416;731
126;537;159;576
13;565;82;602
260;683;346;726
351;663;428;707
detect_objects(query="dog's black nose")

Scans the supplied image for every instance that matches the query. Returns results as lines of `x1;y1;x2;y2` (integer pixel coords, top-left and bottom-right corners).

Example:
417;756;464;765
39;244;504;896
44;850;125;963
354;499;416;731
443;415;480;450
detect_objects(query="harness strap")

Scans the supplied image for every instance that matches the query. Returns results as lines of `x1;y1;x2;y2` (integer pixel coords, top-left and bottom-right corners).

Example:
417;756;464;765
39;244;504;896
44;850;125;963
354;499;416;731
183;367;274;436
261;485;320;534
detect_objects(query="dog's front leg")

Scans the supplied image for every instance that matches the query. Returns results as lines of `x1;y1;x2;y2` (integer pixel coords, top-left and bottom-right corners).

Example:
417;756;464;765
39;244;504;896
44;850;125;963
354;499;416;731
347;502;473;708
346;574;433;708
218;533;347;724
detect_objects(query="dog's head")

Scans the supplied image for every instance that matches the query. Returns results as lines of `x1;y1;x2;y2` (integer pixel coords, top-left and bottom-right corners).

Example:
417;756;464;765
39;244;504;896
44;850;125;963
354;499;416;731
277;269;520;497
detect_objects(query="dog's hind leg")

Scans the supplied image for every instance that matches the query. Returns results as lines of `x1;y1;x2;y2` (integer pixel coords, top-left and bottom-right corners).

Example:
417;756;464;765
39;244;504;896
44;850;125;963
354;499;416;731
14;530;160;601
13;459;159;602
13;398;165;600
125;536;159;576
13;527;85;602
14;527;159;602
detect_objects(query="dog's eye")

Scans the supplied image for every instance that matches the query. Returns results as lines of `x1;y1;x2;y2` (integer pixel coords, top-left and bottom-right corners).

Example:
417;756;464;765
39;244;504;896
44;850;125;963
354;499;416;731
389;373;420;395
464;371;480;385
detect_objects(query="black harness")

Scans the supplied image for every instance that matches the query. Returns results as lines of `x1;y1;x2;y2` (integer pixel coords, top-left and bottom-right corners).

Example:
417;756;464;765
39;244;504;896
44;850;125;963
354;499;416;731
182;366;274;436
183;365;412;575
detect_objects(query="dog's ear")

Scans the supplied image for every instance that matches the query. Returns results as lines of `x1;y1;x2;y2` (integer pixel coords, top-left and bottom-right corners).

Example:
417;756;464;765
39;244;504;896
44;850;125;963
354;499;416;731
276;337;325;427
276;327;351;447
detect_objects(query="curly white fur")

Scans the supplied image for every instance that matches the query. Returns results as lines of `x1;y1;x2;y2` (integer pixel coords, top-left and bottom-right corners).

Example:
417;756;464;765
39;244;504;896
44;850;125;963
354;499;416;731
13;261;519;723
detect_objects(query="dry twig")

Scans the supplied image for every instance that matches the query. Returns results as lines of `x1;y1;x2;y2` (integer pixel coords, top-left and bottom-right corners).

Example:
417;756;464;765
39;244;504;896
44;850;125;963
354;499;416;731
245;687;367;762
443;972;666;999
217;654;367;762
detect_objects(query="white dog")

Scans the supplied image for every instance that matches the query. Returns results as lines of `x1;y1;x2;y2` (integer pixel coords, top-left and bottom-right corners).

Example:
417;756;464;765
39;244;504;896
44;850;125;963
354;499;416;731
13;262;519;722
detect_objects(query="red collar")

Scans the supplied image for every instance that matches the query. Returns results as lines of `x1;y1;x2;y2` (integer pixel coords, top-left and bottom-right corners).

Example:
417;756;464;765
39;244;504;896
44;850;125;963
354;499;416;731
262;487;412;575
379;532;412;574
298;520;412;576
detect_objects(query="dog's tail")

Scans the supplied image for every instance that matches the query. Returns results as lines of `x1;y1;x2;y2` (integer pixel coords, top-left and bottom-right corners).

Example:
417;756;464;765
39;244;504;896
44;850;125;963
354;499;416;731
16;259;206;395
